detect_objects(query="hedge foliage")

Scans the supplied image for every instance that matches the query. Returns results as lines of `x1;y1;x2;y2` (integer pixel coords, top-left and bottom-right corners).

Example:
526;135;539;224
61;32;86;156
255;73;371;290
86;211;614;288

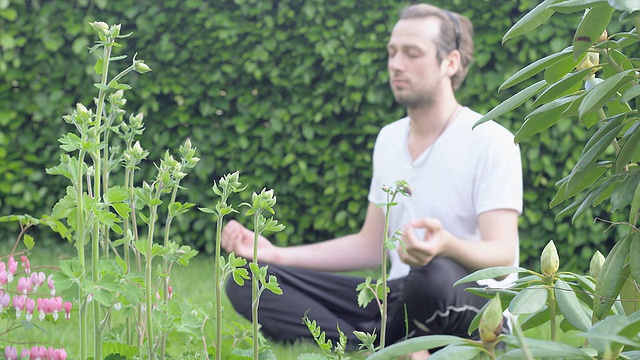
0;0;620;271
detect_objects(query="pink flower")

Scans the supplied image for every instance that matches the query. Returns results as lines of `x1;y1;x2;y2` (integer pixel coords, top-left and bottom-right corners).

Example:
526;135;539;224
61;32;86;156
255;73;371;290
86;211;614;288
168;285;173;300
47;274;55;296
20;348;29;359
0;291;10;310
7;257;17;282
63;302;72;320
0;269;8;287
29;345;46;359
25;298;35;321
50;348;67;360
4;345;17;360
16;277;32;294
20;255;30;274
12;295;25;318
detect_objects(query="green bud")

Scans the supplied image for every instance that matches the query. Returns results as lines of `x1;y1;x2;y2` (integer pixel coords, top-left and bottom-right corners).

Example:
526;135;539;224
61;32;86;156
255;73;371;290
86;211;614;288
541;240;560;276
134;60;152;74
110;23;121;38
589;250;605;279
89;21;110;36
479;294;503;344
130;113;144;128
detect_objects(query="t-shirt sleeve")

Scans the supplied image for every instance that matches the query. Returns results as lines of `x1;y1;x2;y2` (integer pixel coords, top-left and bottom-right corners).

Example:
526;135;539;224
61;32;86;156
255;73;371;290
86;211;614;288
473;127;523;215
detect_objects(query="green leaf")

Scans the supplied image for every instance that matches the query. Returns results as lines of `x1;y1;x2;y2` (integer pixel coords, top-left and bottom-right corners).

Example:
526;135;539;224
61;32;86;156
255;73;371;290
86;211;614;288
621;84;640;103
23;234;35;250
572;4;614;60
515;96;577;142
454;266;529;286
508;286;548;315
549;0;608;12
105;186;128;203
500;49;573;91
544;52;585;84
555;279;591;331
502;337;592;358
594;233;633;319
571;113;626;174
474;80;546;128
366;335;467;360
611;169;640;212
533;68;592;106
521;307;551;331
503;0;564;43
615;122;640;172
564;162;609;200
579;70;635;116
607;0;640;12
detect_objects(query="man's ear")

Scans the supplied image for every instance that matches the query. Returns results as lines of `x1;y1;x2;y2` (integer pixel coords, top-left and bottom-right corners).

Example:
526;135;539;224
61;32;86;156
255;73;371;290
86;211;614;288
443;50;461;78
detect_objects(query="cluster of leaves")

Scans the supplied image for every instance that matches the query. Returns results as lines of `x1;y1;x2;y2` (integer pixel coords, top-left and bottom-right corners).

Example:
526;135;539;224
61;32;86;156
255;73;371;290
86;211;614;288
0;0;622;273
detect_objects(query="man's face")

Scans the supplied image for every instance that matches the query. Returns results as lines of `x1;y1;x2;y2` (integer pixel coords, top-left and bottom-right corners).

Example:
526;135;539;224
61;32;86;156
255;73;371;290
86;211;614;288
387;17;448;108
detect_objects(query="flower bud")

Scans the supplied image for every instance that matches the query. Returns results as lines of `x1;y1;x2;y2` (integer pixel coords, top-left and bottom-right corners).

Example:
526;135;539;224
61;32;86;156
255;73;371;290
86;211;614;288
597;29;608;42
89;21;110;36
479;294;503;344
541;240;560;276
589;250;605;279
134;60;152;74
111;23;121;38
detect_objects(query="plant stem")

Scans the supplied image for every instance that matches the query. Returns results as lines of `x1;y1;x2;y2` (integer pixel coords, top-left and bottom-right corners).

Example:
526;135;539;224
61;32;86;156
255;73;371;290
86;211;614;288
215;216;223;360
252;213;260;360
145;203;159;360
548;280;557;342
74;146;88;360
380;199;393;350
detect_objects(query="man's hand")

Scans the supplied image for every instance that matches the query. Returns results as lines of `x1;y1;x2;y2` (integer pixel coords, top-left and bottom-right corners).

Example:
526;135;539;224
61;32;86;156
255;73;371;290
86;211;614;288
221;220;278;262
398;218;452;267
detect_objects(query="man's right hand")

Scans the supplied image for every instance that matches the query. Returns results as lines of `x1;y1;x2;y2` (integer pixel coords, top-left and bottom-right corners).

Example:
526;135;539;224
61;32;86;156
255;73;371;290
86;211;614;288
221;220;278;262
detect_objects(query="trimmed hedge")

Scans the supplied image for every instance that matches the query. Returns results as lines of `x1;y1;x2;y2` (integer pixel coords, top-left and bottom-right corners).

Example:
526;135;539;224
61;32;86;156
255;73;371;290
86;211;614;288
0;0;618;271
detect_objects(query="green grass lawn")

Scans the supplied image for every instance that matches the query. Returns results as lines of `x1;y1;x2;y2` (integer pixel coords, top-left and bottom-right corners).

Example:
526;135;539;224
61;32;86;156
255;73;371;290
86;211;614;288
1;241;367;359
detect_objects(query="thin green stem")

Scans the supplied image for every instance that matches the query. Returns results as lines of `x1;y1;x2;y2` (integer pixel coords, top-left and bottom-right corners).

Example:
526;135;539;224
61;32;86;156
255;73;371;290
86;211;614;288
379;191;397;350
75;148;87;360
548;279;557;342
252;213;260;360
215;216;223;360
159;184;180;360
145;203;159;360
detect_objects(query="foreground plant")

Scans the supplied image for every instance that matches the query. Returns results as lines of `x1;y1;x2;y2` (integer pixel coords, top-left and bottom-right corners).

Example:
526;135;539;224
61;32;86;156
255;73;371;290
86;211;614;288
199;171;249;359
243;188;285;360
356;180;411;352
45;21;202;359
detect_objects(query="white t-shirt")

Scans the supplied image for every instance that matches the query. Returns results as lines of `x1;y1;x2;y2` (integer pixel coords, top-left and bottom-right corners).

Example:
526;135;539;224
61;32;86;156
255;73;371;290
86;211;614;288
368;107;523;288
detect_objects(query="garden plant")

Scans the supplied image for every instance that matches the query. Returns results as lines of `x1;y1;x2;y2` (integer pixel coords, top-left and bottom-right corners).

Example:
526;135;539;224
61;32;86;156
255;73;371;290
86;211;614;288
0;20;288;360
2;0;639;359
365;0;640;359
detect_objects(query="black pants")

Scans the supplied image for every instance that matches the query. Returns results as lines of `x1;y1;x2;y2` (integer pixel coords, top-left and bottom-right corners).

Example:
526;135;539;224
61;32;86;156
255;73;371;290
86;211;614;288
225;257;490;349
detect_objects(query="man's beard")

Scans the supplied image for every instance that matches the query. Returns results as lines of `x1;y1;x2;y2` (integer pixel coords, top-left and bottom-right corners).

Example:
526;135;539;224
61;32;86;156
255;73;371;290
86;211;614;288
393;90;435;108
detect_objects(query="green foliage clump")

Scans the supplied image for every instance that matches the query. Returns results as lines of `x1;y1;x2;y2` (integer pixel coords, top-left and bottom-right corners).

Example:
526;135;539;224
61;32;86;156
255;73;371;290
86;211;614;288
0;0;619;272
